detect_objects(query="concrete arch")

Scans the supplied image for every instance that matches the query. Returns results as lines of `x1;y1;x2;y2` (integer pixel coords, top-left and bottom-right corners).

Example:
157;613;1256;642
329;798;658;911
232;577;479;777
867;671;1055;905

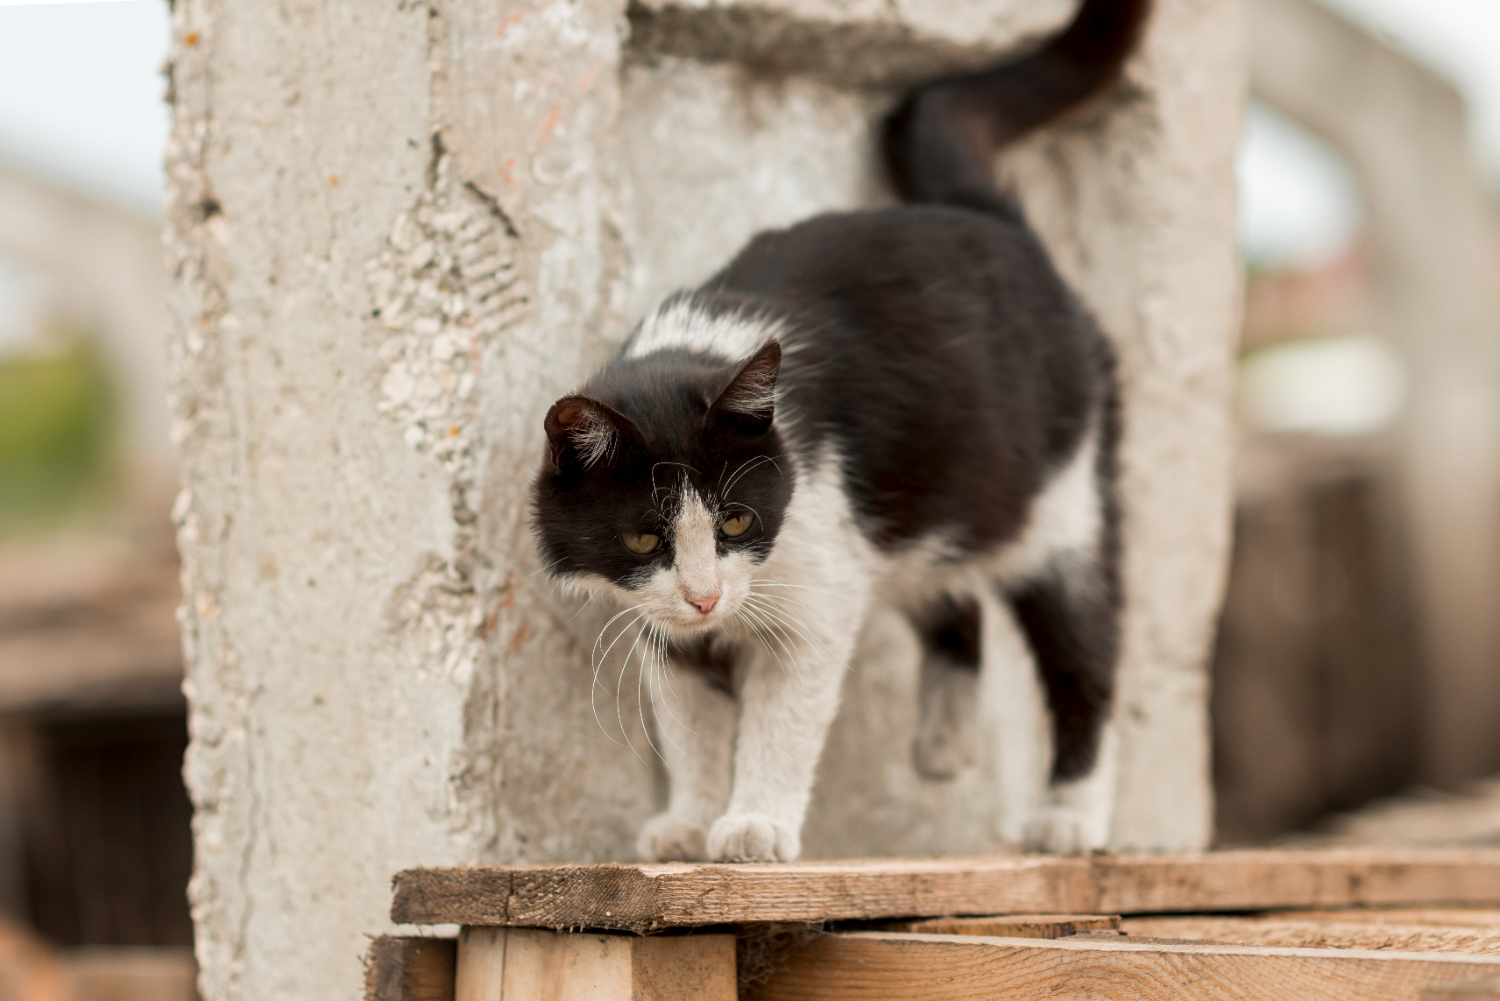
1249;0;1500;784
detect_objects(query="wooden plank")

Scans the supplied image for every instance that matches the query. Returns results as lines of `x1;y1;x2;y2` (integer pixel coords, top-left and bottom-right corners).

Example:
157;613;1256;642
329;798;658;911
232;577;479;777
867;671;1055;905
390;849;1500;932
365;936;456;1001
454;927;734;1001
753;932;1500;1001
1098;851;1500;915
393;856;1090;932
888;914;1120;938
1123;916;1500;954
631;936;737;1001
1265;910;1500;928
454;928;504;1001
1425;976;1500;1000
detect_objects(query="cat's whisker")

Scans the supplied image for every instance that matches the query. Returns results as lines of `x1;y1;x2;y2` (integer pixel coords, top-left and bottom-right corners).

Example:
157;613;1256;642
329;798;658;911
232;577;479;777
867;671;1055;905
634;621;669;765
654;634;688;706
721;453;784;496
745;597;849;683
529;555;572;578
746;590;833;641
564;591;600;623
749;578;845;600
647;626;700;750
597;609;646;739
735;606;801;684
744;593;856;672
734;602;792;674
591;606;647;746
744;593;840;665
594;610;646;695
615;614;656;767
737;601;807;683
593;603;646;666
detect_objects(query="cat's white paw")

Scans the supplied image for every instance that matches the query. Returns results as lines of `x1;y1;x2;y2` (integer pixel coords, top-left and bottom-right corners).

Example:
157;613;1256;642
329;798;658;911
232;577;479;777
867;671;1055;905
637;814;708;861
1022;809;1103;855
707;812;800;862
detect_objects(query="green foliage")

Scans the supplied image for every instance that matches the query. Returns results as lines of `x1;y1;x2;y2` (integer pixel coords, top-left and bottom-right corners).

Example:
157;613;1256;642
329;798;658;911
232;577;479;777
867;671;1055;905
0;338;118;529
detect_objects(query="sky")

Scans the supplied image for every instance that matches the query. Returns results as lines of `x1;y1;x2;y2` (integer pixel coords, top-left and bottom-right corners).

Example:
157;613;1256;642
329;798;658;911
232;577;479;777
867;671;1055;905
0;0;1494;263
0;0;170;217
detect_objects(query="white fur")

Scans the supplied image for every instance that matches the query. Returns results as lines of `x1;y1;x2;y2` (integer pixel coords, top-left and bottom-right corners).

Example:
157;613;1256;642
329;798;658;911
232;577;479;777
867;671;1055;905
568;405;618;469
627;298;785;363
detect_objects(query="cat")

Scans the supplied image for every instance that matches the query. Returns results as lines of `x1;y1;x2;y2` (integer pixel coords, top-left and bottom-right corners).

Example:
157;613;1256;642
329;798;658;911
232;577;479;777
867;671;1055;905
531;0;1149;862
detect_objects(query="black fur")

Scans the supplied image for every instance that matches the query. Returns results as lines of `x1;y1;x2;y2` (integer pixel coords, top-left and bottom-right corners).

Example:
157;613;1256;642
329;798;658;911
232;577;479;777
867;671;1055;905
532;0;1148;783
883;0;1152;215
703;205;1109;555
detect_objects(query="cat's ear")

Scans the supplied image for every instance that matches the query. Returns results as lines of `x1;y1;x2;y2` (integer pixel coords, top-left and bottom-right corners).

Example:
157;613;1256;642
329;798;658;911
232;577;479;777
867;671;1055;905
544;395;636;472
708;340;781;431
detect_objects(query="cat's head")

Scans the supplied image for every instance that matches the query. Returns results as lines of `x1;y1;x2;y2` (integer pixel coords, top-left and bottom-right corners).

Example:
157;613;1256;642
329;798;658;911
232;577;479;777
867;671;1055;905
531;340;793;636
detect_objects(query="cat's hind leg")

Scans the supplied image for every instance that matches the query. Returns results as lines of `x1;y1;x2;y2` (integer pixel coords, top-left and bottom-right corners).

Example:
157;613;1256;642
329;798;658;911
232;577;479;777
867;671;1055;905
638;641;736;861
1006;556;1121;853
911;594;982;780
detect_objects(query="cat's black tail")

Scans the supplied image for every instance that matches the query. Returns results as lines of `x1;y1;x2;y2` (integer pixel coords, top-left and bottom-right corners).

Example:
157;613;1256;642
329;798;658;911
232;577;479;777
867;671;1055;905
882;0;1152;216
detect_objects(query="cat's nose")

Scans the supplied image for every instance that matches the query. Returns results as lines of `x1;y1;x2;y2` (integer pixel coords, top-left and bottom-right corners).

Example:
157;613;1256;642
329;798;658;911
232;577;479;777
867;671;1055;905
688;593;720;614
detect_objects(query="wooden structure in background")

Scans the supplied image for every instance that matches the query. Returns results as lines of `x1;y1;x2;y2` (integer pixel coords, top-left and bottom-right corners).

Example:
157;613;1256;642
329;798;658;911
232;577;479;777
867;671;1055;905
379;849;1500;1000
0;506;195;988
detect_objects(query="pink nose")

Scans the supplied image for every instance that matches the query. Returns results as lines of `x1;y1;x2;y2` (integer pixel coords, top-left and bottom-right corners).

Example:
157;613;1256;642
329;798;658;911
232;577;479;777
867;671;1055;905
689;593;720;614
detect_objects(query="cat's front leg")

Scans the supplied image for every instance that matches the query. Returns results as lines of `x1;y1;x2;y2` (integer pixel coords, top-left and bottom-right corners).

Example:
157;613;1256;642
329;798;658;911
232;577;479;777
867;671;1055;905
706;618;855;862
638;654;736;861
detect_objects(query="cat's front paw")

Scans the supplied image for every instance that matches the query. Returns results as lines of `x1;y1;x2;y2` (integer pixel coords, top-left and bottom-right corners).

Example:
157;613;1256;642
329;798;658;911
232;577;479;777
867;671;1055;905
707;812;800;862
1022;810;1104;855
637;814;708;861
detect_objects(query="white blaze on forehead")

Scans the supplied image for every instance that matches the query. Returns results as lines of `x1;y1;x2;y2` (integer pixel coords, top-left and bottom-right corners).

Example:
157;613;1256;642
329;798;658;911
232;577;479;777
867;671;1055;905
674;491;721;600
627;298;784;362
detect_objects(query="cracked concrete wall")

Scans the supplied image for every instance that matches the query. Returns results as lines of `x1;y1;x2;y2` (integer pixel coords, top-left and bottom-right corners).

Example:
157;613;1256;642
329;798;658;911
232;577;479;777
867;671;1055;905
165;0;1241;997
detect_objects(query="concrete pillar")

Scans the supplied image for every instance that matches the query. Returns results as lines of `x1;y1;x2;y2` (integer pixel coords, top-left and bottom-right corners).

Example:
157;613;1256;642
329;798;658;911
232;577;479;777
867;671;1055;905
164;0;1242;997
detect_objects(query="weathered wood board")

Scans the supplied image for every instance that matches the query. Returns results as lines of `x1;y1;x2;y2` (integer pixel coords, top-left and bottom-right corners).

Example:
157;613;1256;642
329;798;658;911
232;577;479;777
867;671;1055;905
752;932;1500;1001
391;849;1500;932
888;914;1121;938
1424;975;1500;1000
364;936;457;1001
1123;915;1500;955
454;927;734;1001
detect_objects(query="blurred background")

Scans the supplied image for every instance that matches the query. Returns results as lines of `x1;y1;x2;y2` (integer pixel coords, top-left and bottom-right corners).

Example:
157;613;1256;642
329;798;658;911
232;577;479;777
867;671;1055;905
0;3;192;999
0;0;1495;997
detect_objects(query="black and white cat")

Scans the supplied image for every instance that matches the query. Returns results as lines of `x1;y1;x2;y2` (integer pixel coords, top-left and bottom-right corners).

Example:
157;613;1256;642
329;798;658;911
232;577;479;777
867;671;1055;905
532;0;1149;862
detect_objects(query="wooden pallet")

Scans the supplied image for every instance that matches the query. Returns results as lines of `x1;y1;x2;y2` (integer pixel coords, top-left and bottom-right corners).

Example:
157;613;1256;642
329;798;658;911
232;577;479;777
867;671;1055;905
371;848;1500;1000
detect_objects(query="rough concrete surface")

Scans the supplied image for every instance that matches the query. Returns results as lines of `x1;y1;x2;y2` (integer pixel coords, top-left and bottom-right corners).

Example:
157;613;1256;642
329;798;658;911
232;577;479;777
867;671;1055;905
164;0;1242;997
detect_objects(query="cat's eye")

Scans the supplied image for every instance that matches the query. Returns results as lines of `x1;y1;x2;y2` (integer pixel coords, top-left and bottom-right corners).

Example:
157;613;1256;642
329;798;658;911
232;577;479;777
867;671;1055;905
719;512;754;538
623;532;662;555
